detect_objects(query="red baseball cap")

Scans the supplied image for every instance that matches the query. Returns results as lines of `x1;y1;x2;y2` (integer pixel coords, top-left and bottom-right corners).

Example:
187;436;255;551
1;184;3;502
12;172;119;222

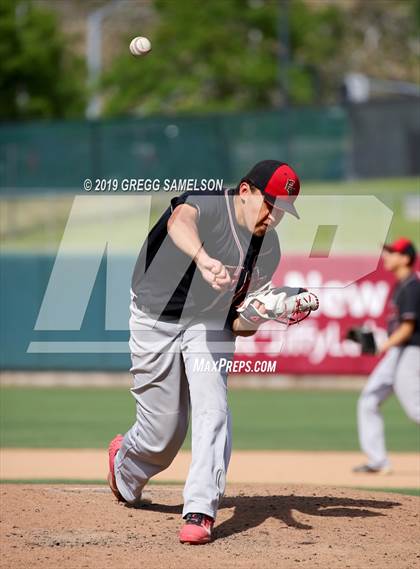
383;237;417;263
241;160;300;218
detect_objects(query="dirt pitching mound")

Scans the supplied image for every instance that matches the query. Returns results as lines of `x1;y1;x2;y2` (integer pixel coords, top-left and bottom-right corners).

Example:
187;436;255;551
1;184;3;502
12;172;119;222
1;484;419;569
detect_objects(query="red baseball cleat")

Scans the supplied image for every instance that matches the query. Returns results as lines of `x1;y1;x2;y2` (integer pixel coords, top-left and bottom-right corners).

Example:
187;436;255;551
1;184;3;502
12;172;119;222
107;434;126;502
179;513;214;545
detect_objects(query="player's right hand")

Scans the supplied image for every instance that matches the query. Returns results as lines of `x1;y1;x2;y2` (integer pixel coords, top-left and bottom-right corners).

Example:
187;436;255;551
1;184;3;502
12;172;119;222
196;254;232;291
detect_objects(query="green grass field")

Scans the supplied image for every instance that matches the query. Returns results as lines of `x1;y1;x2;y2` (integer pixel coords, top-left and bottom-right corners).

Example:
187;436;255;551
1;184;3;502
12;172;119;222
1;387;418;451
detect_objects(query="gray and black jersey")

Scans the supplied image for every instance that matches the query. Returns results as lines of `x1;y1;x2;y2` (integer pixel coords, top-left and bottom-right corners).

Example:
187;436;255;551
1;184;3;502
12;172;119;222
387;273;420;347
131;188;280;326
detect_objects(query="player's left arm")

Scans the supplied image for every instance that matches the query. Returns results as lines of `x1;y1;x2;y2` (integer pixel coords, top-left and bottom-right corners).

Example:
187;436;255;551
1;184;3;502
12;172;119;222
379;282;419;353
231;231;281;336
232;300;267;336
379;321;415;353
231;235;319;336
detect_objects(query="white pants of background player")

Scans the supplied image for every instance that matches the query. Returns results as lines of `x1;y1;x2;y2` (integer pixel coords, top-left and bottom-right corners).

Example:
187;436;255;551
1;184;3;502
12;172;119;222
357;345;420;469
114;297;235;520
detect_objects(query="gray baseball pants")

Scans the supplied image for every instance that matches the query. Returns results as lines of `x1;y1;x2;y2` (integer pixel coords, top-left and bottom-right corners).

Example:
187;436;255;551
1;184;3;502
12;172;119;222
357;345;420;468
114;297;235;519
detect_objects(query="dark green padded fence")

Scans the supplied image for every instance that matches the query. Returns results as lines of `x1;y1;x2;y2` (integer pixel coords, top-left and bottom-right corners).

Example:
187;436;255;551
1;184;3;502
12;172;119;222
0;253;131;371
0;107;349;194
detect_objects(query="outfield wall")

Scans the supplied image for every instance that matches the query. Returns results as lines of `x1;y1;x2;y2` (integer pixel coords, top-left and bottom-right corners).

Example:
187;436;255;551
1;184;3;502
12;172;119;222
236;256;397;375
2;253;414;374
0;107;348;193
1;101;419;197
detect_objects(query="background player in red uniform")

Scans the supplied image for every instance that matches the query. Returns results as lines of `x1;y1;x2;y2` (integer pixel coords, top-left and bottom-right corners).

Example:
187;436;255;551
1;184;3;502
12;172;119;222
354;238;420;474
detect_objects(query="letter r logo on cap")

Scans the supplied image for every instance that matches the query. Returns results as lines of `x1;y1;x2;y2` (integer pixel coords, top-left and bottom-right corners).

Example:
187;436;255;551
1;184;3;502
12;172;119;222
285;179;295;195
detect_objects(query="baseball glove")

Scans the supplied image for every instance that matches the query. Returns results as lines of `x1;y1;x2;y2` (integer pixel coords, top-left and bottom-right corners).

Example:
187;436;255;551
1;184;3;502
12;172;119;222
346;327;377;354
237;282;319;327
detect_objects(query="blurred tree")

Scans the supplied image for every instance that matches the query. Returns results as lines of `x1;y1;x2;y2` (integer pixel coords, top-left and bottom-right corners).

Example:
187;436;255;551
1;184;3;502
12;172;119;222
0;0;86;120
102;0;346;116
413;0;420;26
342;0;420;85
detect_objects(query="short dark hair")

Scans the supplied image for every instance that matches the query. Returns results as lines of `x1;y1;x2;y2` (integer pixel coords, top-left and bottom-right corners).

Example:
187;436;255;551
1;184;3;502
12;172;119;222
406;254;416;267
234;179;261;195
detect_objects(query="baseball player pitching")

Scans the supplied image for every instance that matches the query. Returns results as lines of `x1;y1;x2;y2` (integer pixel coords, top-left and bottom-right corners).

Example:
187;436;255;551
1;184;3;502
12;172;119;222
107;160;319;544
354;238;420;474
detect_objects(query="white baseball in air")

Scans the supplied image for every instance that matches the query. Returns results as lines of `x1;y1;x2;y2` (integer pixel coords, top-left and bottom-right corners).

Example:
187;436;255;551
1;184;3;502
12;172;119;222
129;36;152;56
